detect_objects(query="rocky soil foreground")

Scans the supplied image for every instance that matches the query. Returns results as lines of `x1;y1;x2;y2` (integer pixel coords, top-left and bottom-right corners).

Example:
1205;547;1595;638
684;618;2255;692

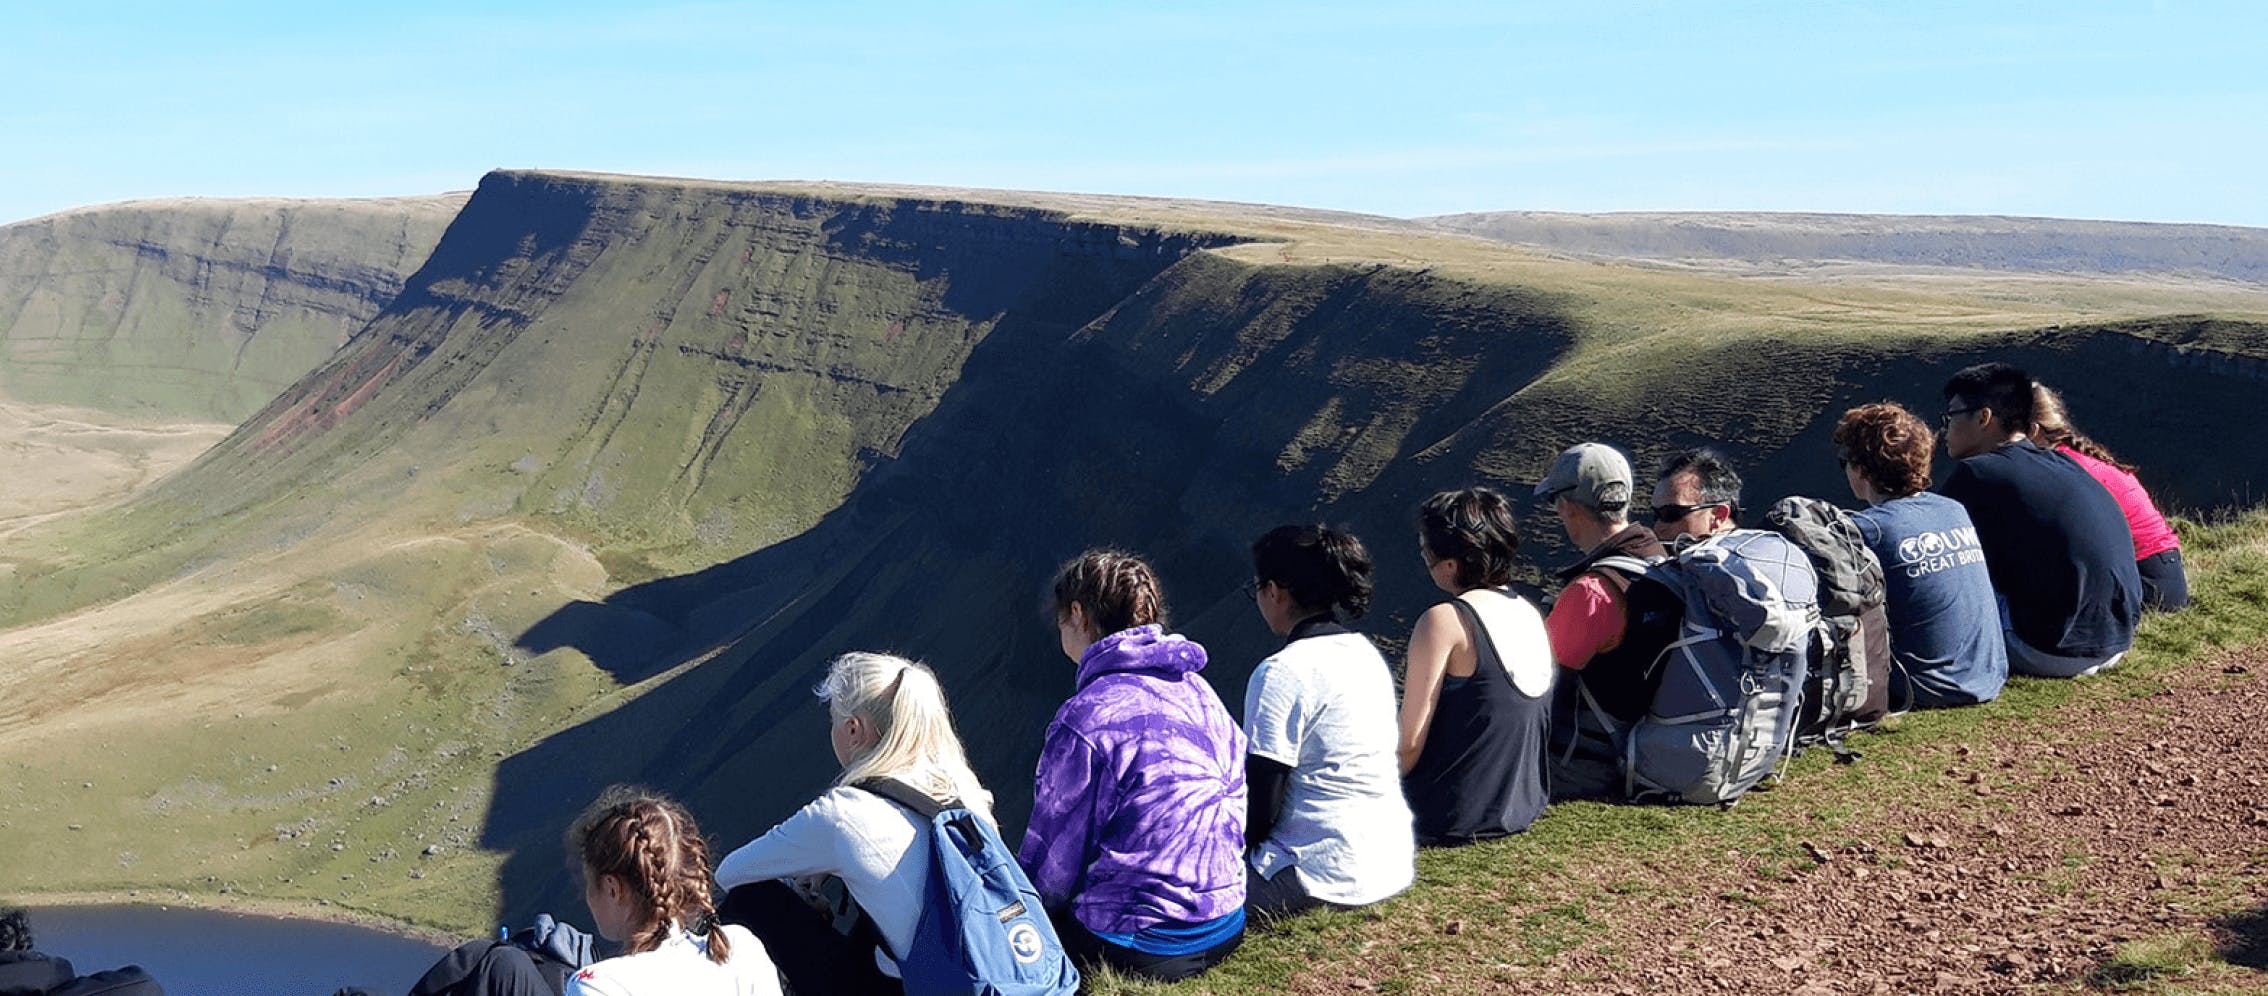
1304;644;2268;995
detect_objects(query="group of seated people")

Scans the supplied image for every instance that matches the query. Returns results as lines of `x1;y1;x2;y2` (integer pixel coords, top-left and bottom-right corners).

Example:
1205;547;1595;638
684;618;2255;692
533;360;2179;995
12;361;2188;996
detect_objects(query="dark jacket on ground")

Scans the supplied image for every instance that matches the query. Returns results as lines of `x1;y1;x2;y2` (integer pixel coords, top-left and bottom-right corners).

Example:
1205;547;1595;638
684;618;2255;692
0;951;164;996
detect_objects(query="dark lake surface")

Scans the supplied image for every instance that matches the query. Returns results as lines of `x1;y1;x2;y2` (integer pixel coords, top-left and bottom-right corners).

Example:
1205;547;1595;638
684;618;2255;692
27;904;454;995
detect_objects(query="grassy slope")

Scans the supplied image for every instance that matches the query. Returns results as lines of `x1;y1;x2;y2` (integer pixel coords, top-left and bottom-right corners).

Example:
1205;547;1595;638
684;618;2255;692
1095;511;2268;995
0;195;466;422
1;171;2265;936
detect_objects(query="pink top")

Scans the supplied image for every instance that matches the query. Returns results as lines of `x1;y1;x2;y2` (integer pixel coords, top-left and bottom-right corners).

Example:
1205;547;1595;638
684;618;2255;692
2057;445;2180;560
1546;573;1627;670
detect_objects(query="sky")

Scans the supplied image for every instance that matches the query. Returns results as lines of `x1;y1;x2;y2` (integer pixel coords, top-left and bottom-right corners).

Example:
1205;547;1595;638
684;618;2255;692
4;1;2265;226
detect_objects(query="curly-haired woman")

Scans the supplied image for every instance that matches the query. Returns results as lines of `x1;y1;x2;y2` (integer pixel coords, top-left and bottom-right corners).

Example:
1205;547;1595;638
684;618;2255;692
1833;402;2007;708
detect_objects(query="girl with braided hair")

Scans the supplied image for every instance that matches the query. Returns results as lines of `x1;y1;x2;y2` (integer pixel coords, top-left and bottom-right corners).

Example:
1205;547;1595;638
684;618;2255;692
1018;549;1248;982
566;787;780;996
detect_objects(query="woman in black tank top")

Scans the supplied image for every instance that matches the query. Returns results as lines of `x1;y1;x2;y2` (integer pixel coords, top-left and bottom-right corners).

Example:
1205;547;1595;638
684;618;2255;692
1397;488;1553;845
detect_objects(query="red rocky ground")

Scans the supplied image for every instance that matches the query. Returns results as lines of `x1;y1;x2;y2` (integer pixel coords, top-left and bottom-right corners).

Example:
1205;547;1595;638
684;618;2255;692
1305;644;2268;994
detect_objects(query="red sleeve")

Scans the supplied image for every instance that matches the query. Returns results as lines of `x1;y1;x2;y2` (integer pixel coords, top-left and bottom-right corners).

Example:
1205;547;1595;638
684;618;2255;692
1546;574;1625;671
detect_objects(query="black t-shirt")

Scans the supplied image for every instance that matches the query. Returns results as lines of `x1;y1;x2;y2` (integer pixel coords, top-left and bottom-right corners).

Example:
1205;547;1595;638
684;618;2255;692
1937;439;2141;659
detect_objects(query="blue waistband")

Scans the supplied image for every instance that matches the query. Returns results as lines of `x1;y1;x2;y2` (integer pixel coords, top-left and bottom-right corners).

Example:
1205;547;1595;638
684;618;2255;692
1096;908;1247;956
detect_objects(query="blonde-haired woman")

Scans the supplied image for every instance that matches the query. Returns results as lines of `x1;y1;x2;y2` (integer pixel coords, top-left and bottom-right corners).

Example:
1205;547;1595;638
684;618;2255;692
715;652;993;995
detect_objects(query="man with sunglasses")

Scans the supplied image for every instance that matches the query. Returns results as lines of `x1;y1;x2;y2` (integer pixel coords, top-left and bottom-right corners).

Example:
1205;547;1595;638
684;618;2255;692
1937;362;2141;678
1553;447;1821;805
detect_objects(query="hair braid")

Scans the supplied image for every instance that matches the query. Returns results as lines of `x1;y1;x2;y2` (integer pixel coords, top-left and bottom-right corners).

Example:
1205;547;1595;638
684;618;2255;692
567;787;731;963
1050;549;1168;636
631;808;676;955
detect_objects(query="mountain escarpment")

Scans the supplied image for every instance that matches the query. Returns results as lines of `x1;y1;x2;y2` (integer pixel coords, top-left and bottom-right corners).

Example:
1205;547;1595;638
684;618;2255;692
0;196;466;421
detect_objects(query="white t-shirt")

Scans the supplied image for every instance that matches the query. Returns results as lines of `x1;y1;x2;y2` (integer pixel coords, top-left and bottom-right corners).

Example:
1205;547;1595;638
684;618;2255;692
1243;630;1417;906
565;925;781;996
714;786;932;977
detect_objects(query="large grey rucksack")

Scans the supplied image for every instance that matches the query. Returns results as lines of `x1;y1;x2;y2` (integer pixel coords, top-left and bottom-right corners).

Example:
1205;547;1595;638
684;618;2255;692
1764;496;1901;751
1623;529;1821;806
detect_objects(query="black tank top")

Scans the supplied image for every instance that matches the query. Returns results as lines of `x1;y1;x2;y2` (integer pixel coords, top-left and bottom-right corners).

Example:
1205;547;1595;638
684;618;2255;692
1401;592;1551;844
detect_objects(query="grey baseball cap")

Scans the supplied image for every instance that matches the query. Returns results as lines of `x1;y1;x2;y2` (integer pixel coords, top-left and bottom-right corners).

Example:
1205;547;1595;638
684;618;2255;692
1534;442;1634;511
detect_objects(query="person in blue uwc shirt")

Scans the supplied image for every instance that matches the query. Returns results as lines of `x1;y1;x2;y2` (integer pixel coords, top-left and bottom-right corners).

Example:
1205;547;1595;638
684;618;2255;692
1832;403;2007;708
1935;363;2141;678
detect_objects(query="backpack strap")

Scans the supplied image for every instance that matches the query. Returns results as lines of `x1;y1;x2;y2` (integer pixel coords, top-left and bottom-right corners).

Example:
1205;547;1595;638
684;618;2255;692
853;777;958;820
1586;555;1653;591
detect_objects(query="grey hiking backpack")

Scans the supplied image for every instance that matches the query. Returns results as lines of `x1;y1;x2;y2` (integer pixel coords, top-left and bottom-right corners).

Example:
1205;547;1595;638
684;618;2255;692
1623;529;1821;806
1764;496;1903;751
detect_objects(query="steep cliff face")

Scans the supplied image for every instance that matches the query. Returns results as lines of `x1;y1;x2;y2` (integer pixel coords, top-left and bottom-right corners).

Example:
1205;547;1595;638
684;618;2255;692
135;171;1239;563
0;195;465;420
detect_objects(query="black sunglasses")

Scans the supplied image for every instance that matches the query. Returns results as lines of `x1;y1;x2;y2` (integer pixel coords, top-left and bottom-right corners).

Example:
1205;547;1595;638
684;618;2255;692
1648;501;1726;525
1939;405;1979;428
1241;578;1262;598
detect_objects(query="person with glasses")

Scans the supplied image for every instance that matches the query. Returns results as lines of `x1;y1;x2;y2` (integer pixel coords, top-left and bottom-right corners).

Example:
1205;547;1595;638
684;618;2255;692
1615;448;1820;805
1832;403;2007;708
1237;525;1415;921
1531;442;1668;800
1936;363;2141;678
1398;487;1555;844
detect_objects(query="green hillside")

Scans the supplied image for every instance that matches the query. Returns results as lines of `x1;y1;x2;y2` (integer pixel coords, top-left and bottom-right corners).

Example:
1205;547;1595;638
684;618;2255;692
1;170;2264;936
0;194;466;421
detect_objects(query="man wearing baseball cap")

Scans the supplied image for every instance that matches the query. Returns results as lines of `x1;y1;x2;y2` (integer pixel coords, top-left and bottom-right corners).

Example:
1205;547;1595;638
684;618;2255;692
1535;442;1668;799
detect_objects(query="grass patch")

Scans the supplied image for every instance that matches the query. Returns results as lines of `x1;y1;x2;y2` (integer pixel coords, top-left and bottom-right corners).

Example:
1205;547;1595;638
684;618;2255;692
2088;934;2214;990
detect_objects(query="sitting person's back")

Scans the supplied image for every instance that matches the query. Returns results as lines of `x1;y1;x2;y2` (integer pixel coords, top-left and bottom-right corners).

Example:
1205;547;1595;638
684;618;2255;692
1833;404;2007;708
718;652;1074;996
1397;488;1554;841
1936;364;2140;676
565;789;780;996
1021;550;1248;983
2031;383;2187;612
1238;525;1415;919
1532;442;1670;800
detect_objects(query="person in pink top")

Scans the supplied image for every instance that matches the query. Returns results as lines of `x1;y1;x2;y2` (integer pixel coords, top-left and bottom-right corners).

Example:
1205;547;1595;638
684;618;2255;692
2031;384;2186;611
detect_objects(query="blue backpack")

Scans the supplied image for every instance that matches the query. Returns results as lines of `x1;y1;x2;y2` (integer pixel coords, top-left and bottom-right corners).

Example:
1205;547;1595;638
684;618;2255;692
855;778;1081;996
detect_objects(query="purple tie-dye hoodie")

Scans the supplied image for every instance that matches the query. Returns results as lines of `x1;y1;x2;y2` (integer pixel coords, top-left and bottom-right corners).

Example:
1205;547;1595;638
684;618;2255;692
1018;624;1250;936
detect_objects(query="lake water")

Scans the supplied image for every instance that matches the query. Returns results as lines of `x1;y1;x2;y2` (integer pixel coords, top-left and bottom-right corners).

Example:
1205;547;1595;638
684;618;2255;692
26;904;455;995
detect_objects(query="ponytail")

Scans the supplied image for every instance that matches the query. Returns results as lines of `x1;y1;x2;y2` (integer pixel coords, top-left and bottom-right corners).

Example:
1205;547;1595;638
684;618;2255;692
567;787;732;965
2030;383;2136;474
817;653;995;822
1250;524;1374;621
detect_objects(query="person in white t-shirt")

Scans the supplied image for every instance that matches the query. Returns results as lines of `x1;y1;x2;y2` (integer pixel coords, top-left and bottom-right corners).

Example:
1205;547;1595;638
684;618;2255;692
1241;524;1417;920
714;652;996;996
564;787;781;996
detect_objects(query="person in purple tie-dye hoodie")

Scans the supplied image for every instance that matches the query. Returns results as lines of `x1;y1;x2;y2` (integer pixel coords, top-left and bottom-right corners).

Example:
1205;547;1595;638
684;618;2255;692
1018;549;1249;982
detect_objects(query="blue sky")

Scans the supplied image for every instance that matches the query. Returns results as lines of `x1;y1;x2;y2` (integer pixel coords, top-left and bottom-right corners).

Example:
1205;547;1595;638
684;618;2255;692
4;1;2264;226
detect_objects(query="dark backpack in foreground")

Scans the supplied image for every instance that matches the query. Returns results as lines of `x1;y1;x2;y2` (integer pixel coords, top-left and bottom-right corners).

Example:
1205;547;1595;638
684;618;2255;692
1764;496;1904;751
380;913;593;996
854;778;1080;996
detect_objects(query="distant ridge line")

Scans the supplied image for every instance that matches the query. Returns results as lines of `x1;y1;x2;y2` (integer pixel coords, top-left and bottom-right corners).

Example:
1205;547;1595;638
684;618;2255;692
1422;209;2268;282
